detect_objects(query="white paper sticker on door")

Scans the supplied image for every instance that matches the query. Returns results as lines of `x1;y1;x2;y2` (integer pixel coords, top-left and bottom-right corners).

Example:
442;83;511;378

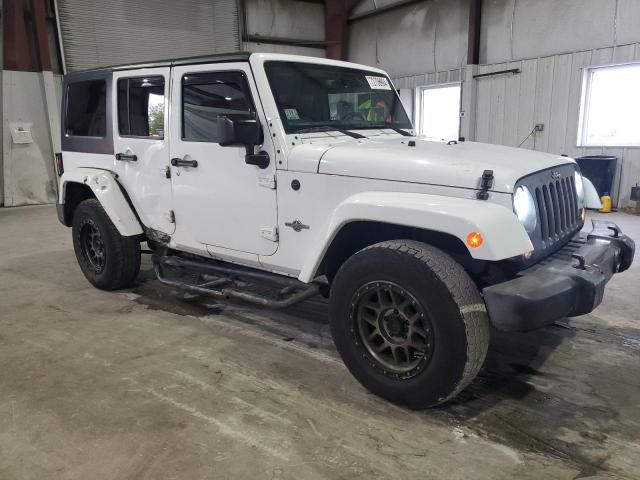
365;76;392;90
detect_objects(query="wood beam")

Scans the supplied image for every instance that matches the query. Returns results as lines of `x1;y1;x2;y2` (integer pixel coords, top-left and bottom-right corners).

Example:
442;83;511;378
3;0;53;71
323;0;359;60
31;0;53;71
3;0;33;71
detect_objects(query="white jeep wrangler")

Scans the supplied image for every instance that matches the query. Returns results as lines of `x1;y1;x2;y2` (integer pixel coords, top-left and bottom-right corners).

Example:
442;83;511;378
55;53;635;408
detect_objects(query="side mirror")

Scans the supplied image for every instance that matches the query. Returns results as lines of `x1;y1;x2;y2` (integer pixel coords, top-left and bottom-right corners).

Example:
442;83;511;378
217;114;263;147
217;114;269;169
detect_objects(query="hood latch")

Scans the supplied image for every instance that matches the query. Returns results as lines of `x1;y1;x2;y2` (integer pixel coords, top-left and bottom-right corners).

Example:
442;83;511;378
476;170;494;200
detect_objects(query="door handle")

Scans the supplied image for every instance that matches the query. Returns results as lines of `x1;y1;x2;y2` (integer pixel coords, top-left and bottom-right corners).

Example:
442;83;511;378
171;157;198;168
115;153;137;162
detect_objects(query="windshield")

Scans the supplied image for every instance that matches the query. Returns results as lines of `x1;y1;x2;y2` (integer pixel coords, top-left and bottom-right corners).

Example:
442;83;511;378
264;61;413;134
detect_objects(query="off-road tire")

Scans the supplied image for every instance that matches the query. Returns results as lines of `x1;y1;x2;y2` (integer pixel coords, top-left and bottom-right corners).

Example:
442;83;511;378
72;198;141;290
329;240;490;408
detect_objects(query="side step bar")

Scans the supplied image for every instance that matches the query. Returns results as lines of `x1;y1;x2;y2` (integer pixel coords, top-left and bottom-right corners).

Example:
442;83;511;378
152;252;321;308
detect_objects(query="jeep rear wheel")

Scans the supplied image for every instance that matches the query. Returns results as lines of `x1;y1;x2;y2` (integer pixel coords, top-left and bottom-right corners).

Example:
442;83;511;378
329;240;490;408
72;199;141;291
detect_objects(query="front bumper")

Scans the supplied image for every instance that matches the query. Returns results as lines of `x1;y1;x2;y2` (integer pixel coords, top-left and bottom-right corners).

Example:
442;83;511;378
483;221;635;332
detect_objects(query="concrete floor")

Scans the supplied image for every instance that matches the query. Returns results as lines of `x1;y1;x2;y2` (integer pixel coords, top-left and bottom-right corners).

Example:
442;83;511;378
0;205;639;480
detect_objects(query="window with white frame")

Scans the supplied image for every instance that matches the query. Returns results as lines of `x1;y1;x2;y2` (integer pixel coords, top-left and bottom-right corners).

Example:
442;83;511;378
415;83;461;142
578;63;640;146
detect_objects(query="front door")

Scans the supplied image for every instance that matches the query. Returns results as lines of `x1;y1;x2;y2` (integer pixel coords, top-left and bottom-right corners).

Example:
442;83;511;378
112;67;174;235
169;63;278;257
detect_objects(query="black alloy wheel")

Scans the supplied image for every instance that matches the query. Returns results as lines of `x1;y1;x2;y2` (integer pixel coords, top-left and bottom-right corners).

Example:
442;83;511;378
79;219;106;273
352;281;434;377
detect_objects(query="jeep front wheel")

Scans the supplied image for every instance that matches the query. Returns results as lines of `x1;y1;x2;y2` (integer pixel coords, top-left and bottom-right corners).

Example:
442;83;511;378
72;198;141;291
329;240;490;408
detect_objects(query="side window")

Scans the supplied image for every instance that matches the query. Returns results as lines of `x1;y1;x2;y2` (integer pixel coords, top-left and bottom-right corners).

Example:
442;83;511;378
66;80;107;137
118;76;165;138
182;71;255;142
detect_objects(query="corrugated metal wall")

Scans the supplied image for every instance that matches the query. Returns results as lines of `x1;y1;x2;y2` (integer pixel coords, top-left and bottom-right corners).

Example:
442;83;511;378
473;42;640;208
57;0;240;71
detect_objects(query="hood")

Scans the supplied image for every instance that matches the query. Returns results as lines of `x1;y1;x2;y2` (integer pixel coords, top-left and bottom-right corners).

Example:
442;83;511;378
313;136;575;193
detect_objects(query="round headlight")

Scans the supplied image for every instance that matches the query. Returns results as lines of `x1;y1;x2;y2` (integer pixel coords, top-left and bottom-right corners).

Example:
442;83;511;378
513;186;537;233
574;171;585;204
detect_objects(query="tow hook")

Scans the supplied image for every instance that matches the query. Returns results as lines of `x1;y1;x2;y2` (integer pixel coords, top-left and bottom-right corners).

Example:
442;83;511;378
571;253;587;270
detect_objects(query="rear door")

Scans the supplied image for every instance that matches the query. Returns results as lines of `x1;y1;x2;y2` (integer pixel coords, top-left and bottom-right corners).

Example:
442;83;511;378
112;68;174;235
168;63;278;257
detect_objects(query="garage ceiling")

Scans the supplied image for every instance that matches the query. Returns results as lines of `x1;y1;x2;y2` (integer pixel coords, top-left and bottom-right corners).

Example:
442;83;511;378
56;0;240;71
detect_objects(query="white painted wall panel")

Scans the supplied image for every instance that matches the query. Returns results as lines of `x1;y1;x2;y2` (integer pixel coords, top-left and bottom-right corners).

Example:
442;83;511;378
547;54;572;155
245;0;324;41
480;0;640;65
616;0;640;46
515;60;537;149
433;0;469;73
349;2;437;77
501;61;521;147
480;0;514;64
348;0;467;78
513;0;616;61
490;63;507;145
2;72;57;206
532;56;554;153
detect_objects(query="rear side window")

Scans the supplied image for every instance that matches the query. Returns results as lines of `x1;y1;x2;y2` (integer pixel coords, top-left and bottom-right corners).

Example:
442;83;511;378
182;71;255;142
65;80;107;137
118;76;165;138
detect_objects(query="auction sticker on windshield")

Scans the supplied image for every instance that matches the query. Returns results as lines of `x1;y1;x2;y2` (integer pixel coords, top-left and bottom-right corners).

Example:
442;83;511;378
284;108;300;120
365;76;392;90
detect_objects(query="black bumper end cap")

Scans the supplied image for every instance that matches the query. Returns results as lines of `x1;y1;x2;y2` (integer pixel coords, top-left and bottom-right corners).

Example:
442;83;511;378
56;202;69;226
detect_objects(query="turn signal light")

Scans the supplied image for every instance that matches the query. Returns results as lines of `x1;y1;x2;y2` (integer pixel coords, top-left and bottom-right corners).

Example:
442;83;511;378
466;231;484;248
581;208;586;222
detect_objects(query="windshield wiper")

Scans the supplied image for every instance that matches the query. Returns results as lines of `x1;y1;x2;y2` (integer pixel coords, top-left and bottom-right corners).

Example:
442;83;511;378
367;125;413;137
294;126;365;139
389;127;413;137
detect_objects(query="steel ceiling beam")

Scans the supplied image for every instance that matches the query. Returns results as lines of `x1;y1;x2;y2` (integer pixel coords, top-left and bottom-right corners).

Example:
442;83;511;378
467;0;482;65
348;0;428;23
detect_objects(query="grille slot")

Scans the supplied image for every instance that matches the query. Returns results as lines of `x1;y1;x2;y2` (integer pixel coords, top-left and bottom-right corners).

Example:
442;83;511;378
534;188;548;240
